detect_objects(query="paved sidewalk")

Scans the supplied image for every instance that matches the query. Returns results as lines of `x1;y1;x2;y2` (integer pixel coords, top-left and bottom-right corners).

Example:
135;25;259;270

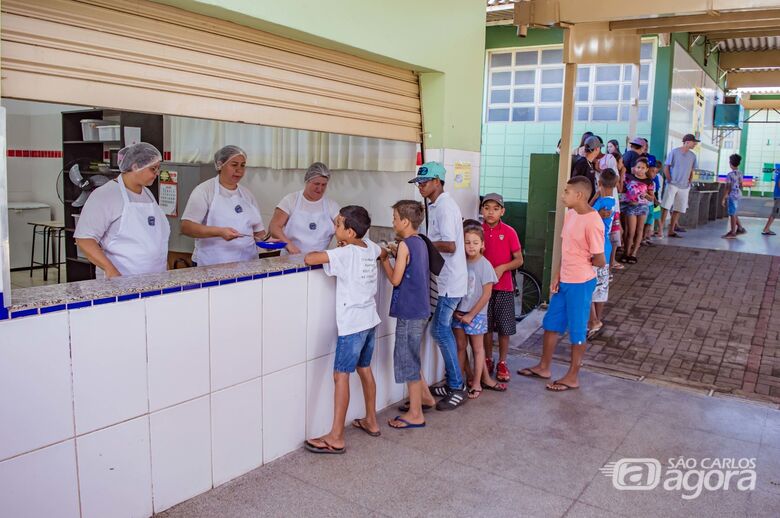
159;357;780;518
519;244;780;403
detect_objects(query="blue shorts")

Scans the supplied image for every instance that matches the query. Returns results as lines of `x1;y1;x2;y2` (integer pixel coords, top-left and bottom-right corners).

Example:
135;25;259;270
728;198;739;216
334;326;376;373
452;313;488;335
542;278;597;345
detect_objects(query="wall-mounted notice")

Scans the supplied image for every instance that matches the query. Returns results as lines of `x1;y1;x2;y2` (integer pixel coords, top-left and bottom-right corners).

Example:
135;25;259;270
159;170;178;217
124;126;142;146
453;162;472;189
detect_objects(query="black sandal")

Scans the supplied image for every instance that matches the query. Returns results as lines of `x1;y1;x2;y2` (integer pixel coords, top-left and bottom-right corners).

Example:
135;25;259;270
626;256;638;264
398;401;433;413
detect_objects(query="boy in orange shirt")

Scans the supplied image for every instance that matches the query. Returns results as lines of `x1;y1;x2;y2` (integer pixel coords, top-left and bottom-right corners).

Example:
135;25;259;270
518;177;605;391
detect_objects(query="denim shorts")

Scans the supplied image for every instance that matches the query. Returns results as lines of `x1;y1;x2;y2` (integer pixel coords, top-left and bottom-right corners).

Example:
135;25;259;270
727;198;739;216
394;318;426;383
542;278;597;345
334;326;377;373
452;313;488;335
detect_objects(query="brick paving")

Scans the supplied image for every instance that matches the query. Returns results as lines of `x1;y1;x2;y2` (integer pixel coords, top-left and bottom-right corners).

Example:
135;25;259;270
515;245;780;403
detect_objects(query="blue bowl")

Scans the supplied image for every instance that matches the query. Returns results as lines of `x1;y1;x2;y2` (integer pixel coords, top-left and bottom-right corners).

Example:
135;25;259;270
256;241;287;250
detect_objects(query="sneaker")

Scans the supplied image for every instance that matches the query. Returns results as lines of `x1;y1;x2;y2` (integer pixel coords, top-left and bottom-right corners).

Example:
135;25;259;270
762;230;776;236
496;361;511;382
485;357;495;376
429;384;451;398
436;389;467;411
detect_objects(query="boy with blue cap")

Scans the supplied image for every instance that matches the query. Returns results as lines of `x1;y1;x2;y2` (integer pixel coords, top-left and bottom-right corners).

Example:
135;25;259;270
408;162;469;410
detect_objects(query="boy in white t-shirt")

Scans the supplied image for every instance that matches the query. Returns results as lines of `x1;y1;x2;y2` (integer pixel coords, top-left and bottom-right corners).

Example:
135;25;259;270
303;205;382;454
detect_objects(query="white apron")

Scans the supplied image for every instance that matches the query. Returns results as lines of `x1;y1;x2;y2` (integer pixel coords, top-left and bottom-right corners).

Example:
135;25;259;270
102;176;170;277
194;179;261;266
285;191;334;254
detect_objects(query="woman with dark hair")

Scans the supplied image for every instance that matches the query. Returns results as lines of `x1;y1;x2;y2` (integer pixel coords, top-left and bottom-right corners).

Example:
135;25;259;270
573;131;594;157
607;139;621;156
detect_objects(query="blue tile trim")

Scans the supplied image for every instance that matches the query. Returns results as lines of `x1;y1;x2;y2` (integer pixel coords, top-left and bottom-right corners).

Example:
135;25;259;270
67;300;92;310
268;271;283;277
202;280;219;287
11;308;39;319
141;290;162;298
219;278;236;285
236;275;253;282
296;266;310;273
40;304;67;314
0;292;8;320
93;296;116;306
283;268;298;275
162;286;182;294
117;293;140;302
182;283;201;291
253;273;268;280
310;264;324;270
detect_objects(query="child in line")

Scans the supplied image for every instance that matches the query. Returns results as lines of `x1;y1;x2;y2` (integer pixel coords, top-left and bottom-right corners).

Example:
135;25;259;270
588;169;617;338
480;193;523;382
519;176;606;391
620;157;653;264
304;206;382;454
722;153;746;239
379;200;433;429
453;221;508;398
762;165;780;236
641;155;661;246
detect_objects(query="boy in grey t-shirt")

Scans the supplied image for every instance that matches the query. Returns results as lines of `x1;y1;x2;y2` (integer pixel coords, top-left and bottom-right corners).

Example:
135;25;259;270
660;134;699;238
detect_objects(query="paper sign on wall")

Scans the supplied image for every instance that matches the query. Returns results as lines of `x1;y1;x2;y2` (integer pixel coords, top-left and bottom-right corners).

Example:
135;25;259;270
453;162;472;189
124;126;142;146
159;170;178;217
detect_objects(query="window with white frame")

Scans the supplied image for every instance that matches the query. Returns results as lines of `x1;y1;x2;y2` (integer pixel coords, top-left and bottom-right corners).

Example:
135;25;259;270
486;41;655;123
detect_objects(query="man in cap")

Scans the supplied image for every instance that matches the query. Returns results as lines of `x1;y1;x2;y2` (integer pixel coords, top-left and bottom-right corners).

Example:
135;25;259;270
408;162;469;410
622;137;645;171
571;135;601;201
660;134;699;238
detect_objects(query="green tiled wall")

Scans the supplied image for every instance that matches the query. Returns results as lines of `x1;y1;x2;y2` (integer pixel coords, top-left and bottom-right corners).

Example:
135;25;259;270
524;153;560;300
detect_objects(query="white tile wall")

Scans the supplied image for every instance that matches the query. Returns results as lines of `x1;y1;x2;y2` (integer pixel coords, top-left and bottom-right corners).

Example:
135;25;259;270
0;440;80;518
147;290;210;411
371;334;404;411
262;274;307;375
306;269;337;360
375;277;396;338
70;300;148;435
150;396;212;513
211;378;263;487
76;416;152;518
209;280;263;391
262;363;305;463
420;330;445;385
0;313;73;460
305;354;335;439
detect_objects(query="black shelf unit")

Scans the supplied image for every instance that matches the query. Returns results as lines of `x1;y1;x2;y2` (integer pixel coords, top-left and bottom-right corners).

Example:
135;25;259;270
62;109;163;282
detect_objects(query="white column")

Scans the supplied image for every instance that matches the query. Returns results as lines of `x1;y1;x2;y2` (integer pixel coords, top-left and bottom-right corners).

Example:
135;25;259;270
0;106;10;306
628;63;640;139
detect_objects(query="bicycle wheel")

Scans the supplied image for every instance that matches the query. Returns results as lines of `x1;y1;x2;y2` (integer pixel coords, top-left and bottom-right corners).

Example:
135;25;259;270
513;270;542;321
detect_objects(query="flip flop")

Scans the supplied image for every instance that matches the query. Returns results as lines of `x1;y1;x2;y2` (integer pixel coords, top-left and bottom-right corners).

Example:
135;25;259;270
517;368;551;380
388;416;426;429
668;233;683;238
612;263;625;270
398;401;434;413
546;381;579;392
468;388;482;399
352;418;381;437
304;439;346;454
483;382;507;392
763;230;776;236
587;324;603;339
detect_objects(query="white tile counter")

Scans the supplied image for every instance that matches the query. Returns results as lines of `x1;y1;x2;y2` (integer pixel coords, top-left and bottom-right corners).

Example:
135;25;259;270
0;263;445;517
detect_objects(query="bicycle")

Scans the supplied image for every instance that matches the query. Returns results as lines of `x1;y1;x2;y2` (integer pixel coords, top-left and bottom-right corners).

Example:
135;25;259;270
512;269;542;321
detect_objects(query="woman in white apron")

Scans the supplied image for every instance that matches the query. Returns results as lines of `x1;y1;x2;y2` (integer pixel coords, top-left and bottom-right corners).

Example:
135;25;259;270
75;142;169;278
268;162;339;254
181;145;265;266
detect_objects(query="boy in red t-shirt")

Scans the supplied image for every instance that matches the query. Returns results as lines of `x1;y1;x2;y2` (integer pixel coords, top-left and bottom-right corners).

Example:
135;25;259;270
481;193;524;382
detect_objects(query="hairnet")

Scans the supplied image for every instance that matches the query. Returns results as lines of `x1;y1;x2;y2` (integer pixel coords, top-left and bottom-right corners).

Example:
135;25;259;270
118;142;162;173
304;162;331;183
214;145;247;171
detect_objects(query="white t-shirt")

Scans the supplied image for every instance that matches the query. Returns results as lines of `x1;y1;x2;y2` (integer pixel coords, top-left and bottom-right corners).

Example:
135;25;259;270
426;192;467;298
74;178;152;247
324;240;381;336
181;177;265;233
276;190;340;220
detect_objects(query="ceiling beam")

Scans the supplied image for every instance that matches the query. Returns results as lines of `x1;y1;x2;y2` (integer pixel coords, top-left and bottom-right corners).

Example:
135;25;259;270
636;19;780;35
611;9;780;31
705;29;780;40
727;70;780;89
720;50;780;70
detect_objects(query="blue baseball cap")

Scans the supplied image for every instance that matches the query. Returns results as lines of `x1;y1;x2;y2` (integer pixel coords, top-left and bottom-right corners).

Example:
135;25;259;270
646;154;658;168
408;161;447;183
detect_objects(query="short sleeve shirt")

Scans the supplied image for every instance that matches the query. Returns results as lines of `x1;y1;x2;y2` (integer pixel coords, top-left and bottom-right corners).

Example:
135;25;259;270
482;221;521;292
426;192;467;298
324;240;381;336
592;197;615;260
181;177;265;232
571;157;597;200
74;178;151;247
560;209;605;284
457;256;498;315
277;190;340;220
727;170;743;200
665;147;698;188
774;170;780;199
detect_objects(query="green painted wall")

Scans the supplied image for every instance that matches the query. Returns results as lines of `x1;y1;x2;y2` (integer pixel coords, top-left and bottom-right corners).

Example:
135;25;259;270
671;33;724;89
649;42;673;160
486;26;564;49
153;0;486;152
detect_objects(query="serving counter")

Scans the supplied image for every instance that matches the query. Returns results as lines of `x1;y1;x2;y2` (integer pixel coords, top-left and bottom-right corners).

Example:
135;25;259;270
0;255;445;517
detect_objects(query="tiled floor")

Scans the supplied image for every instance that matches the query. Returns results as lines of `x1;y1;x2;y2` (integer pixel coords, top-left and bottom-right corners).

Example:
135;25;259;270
652;215;780;257
9;265;64;289
158;359;780;518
